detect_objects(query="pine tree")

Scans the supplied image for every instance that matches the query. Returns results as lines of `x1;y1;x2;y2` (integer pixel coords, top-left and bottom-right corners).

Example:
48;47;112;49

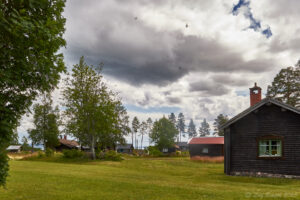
187;119;197;138
146;117;153;146
213;114;229;136
168;113;176;125
132;117;140;149
177;113;185;142
139;121;147;149
199;118;210;137
267;63;300;108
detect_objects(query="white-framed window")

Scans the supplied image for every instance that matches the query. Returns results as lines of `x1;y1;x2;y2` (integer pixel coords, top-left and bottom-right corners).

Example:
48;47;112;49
258;140;282;157
202;148;208;153
162;148;168;153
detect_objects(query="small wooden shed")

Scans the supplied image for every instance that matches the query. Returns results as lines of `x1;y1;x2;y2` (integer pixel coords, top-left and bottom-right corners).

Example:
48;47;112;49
116;144;134;154
188;137;224;157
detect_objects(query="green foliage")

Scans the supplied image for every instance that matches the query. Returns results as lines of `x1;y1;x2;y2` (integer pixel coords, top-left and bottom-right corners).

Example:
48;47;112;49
37;151;45;158
147;146;162;157
199;118;210;137
177;113;185;141
45;148;54;157
62;149;84;159
28;94;60;149
187;119;197;138
213;114;229;136
267;65;300;108
131;116;140;148
0;0;66;186
98;150;123;161
63;57;129;160
150;117;178;151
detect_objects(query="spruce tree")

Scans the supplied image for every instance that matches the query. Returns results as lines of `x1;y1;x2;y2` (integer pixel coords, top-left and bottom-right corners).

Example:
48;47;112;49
177;113;185;142
187;119;197;138
199;119;210;137
213;114;229;136
267;63;300;108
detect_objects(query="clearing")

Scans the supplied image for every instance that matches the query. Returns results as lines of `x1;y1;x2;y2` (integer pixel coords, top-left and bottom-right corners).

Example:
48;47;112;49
0;157;299;200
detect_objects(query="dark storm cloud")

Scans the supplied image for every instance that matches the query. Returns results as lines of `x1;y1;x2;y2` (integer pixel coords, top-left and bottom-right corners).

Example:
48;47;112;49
210;74;250;86
64;0;275;86
189;80;230;96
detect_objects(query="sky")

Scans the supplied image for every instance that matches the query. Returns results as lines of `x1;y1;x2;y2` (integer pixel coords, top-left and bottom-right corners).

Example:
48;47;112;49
18;0;300;147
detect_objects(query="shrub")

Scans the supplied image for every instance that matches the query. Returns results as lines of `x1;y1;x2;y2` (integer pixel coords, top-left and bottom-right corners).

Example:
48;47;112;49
37;150;45;158
62;149;84;159
98;150;123;161
147;146;162;157
45;148;54;157
175;151;181;156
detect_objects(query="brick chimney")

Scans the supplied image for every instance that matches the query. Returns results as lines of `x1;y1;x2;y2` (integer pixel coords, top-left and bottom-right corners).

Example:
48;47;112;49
64;135;67;140
249;82;262;106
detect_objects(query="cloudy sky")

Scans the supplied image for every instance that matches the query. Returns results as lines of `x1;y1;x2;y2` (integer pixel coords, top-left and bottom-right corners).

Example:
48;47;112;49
19;0;300;145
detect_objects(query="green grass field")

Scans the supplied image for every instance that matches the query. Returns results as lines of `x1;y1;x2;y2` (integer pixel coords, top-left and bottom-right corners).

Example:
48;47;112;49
1;157;300;200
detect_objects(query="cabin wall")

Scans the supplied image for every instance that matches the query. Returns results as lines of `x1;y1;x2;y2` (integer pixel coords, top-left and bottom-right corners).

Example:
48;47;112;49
189;144;224;157
229;104;300;175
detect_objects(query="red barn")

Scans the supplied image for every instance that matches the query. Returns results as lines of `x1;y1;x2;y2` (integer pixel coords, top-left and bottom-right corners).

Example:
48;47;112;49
188;137;224;158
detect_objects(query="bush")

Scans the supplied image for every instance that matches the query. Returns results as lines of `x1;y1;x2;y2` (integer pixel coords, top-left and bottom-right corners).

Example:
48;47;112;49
37;150;45;158
175;150;181;156
98;150;123;161
62;149;84;159
45;148;54;157
147;146;162;157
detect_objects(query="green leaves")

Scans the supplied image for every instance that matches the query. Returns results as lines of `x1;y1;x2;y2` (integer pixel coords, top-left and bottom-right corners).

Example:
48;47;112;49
0;0;66;186
267;65;300;108
150;117;178;151
63;57;129;159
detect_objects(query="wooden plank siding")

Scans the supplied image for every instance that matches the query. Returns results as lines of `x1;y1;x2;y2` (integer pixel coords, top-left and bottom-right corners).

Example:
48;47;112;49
189;144;224;157
227;104;300;176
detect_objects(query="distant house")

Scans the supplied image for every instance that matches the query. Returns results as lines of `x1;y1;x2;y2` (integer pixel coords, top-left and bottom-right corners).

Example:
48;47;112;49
55;136;80;151
6;145;22;153
188;137;224;157
175;142;189;151
222;83;300;178
116;144;134;154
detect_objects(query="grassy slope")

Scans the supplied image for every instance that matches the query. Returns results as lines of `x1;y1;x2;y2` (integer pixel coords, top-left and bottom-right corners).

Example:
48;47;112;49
0;157;300;200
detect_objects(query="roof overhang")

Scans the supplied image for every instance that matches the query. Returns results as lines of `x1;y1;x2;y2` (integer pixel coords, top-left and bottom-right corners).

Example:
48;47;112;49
221;98;300;130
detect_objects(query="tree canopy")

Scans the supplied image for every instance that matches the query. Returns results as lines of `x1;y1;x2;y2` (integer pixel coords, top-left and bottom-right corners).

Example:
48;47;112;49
27;94;60;150
267;64;300;108
149;117;178;151
199;118;210;137
0;0;66;186
187;119;197;138
213;114;229;136
63;57;129;159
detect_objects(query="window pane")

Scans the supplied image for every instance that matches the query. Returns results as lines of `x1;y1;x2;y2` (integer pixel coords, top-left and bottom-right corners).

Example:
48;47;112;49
259;139;282;157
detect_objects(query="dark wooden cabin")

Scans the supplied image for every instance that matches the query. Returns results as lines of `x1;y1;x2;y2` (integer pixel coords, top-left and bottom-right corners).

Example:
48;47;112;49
189;137;224;157
176;142;189;151
55;136;80;152
116;144;134;154
222;83;300;177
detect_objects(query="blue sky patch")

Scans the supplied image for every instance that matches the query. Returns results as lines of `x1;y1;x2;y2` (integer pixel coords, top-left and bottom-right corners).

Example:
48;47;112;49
232;0;272;38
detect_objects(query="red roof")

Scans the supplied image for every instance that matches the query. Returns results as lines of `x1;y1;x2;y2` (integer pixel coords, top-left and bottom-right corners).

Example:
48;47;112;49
188;137;224;145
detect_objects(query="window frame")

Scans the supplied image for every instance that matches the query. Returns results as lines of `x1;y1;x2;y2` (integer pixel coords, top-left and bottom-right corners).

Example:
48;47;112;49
256;135;284;160
202;147;208;154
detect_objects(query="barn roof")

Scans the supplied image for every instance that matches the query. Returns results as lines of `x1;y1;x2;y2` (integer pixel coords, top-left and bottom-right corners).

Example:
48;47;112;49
221;98;300;130
59;139;80;148
188;137;224;145
176;142;188;147
7;145;22;150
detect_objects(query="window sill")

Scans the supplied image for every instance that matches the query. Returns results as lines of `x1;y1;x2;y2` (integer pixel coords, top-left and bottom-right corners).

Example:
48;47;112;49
257;156;283;160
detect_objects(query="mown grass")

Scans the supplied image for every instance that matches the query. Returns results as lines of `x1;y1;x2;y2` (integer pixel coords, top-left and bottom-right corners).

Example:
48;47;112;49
1;157;300;200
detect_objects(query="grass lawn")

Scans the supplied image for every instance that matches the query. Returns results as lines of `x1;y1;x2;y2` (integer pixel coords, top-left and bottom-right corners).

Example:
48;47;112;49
1;157;300;200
